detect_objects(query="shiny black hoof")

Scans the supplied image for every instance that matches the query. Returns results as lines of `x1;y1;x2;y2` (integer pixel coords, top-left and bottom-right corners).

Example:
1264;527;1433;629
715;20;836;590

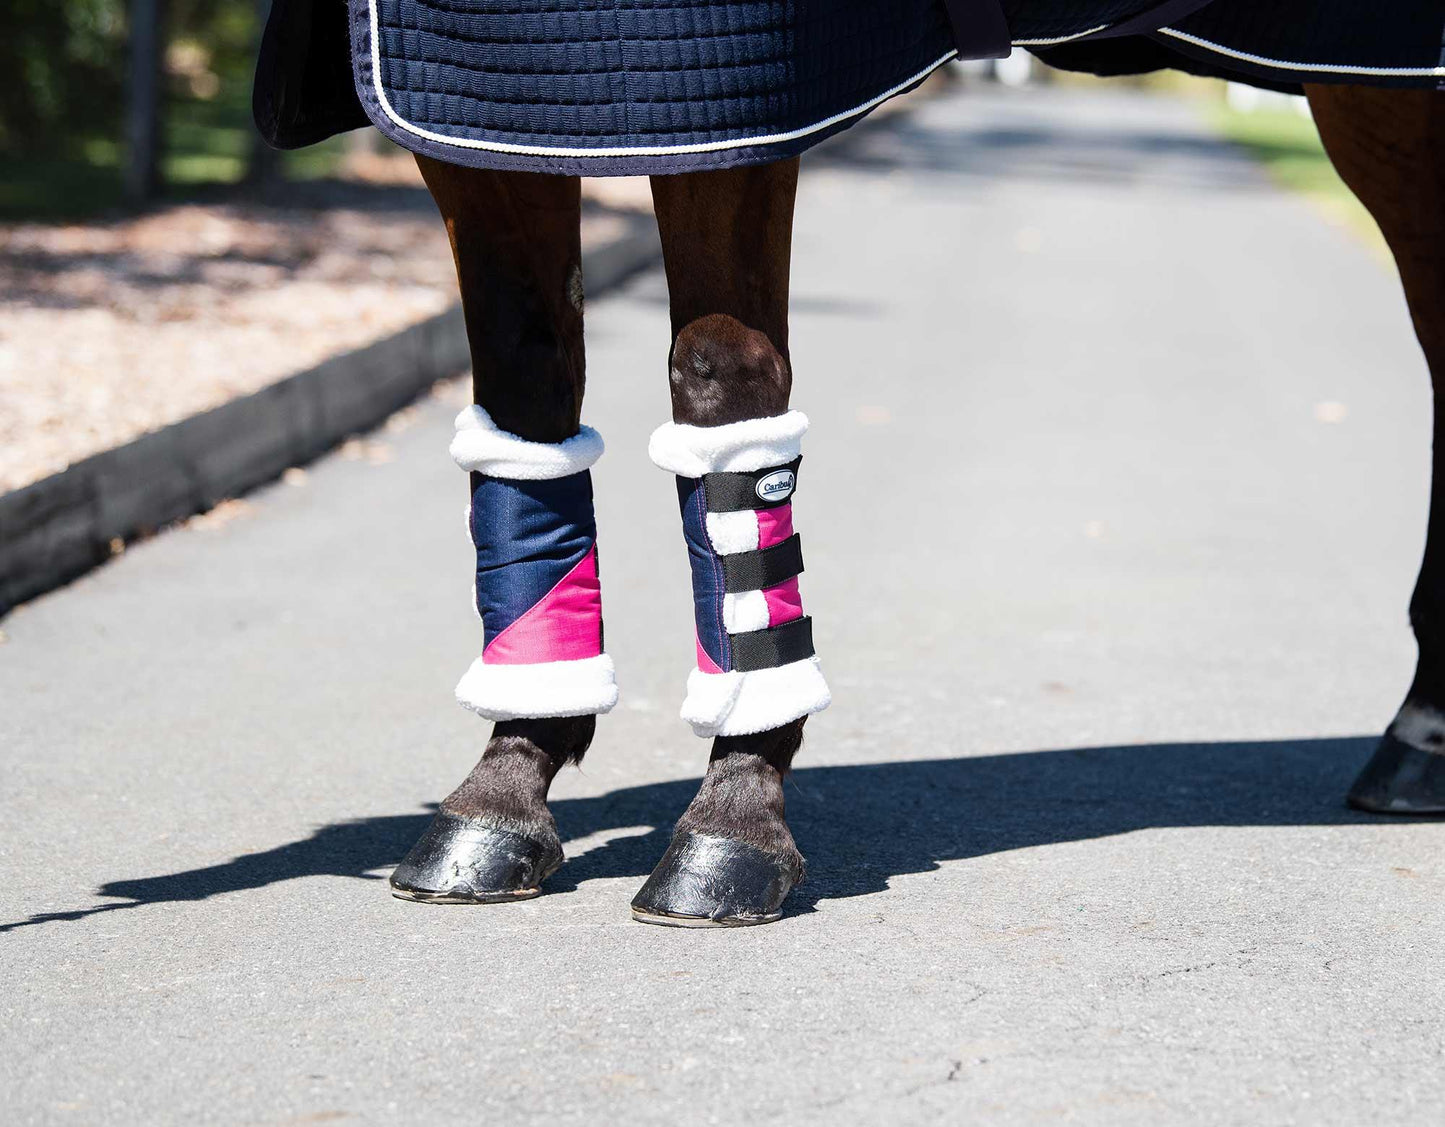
630;832;801;928
1347;733;1445;815
390;812;563;904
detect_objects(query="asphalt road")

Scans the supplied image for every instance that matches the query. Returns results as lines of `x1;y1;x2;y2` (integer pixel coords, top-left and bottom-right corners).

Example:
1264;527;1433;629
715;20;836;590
5;81;1443;1125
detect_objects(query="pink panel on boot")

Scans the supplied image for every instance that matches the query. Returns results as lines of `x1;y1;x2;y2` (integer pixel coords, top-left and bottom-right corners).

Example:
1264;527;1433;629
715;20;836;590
755;504;793;549
763;577;803;627
482;545;602;664
696;633;725;674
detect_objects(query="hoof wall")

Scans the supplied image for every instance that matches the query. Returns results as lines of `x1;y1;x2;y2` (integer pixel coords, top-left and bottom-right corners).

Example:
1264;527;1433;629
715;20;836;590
629;906;780;928
390;812;563;904
1347;733;1445;816
630;832;799;928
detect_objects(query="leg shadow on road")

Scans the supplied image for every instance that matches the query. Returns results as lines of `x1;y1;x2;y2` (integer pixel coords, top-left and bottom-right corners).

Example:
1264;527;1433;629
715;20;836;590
0;809;438;934
1;736;1413;933
546;735;1404;912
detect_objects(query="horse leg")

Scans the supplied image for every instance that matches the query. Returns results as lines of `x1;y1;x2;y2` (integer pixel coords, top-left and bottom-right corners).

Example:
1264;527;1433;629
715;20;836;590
1308;85;1445;811
389;158;611;901
630;158;826;926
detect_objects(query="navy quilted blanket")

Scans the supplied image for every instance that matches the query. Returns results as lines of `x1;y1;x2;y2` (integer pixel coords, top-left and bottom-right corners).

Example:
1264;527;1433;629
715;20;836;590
253;0;1445;176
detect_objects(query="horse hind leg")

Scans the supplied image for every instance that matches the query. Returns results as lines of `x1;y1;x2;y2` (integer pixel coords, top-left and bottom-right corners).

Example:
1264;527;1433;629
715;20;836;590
1308;84;1445;812
388;159;606;903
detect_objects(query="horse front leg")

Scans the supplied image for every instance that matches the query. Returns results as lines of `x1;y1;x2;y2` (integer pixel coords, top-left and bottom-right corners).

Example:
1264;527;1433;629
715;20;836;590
630;158;828;926
1309;85;1445;812
389;159;614;902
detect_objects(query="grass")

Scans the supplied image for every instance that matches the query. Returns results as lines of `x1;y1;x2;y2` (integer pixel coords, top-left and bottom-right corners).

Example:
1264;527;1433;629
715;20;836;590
1208;101;1386;258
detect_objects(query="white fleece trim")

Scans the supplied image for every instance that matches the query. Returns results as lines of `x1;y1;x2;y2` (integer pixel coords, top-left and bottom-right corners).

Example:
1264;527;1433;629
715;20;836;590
705;511;760;556
450;405;604;479
456;654;618;720
649;412;809;478
722;591;770;634
680;657;830;738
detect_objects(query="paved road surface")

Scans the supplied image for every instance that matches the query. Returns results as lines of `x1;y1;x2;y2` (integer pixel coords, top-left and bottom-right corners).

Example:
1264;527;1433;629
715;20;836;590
5;82;1442;1125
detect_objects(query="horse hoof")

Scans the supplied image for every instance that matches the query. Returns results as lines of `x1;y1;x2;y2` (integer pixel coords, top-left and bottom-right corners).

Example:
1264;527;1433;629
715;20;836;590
1347;733;1445;815
630;832;800;927
389;812;563;904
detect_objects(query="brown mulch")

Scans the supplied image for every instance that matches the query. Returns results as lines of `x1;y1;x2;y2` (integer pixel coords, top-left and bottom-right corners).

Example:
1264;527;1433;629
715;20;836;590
0;155;650;493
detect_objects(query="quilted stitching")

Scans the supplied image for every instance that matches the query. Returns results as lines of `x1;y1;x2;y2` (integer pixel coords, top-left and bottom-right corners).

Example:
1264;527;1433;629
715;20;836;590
367;0;958;148
1008;0;1163;40
1170;0;1445;69
324;0;1445;174
1034;0;1445;94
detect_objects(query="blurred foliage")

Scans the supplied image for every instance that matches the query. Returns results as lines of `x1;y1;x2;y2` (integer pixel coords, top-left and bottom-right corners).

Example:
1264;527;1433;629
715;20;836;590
1;0;128;154
1;0;350;217
2;0;263;157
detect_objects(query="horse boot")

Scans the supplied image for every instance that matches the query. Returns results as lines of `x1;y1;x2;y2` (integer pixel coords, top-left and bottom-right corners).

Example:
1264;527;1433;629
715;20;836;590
390;406;618;903
632;408;830;925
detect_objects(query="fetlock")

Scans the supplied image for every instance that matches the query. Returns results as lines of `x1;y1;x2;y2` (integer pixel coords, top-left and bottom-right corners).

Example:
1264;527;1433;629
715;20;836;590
1348;659;1445;814
440;717;594;839
675;762;804;876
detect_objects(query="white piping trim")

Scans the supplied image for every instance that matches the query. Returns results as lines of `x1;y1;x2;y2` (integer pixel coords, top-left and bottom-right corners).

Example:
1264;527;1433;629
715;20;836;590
367;2;958;160
1157;27;1445;77
1013;24;1109;47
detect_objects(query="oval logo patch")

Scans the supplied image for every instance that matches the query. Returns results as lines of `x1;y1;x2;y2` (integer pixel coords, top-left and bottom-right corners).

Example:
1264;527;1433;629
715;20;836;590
756;469;796;503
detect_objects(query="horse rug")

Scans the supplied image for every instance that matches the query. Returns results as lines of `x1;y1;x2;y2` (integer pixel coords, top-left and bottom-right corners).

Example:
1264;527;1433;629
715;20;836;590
254;0;1445;176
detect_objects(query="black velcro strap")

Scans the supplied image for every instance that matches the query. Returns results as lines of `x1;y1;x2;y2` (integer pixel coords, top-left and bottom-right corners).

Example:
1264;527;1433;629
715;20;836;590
703;457;801;512
730;617;815;672
721;535;803;594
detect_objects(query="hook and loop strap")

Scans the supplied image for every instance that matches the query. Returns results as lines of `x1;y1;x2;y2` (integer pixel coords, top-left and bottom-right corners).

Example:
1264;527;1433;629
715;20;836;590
940;1;1012;60
729;617;816;673
702;457;801;512
721;534;804;594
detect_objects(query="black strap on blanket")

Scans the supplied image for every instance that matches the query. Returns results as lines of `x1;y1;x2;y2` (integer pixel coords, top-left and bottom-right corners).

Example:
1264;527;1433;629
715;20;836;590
722;535;804;594
1084;0;1216;40
937;0;1212;70
703;458;801;513
941;0;1012;61
730;617;815;673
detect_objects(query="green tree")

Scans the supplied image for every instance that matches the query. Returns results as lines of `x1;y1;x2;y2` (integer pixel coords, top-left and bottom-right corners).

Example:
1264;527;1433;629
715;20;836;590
1;0;127;156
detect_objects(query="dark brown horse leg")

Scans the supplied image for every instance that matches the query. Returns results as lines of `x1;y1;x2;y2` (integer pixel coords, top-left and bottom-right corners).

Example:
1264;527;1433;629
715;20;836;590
631;159;817;926
1309;85;1445;812
389;158;598;902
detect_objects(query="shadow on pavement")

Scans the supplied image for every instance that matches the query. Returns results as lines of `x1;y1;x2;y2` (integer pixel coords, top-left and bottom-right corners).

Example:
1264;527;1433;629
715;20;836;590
2;735;1408;933
550;734;1395;911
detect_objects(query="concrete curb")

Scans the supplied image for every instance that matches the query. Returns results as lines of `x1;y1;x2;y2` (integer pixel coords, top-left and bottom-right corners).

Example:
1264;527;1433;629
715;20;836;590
0;209;661;616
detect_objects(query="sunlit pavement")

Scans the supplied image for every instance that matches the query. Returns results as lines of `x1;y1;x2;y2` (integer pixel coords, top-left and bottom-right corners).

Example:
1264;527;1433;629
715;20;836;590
4;82;1441;1125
